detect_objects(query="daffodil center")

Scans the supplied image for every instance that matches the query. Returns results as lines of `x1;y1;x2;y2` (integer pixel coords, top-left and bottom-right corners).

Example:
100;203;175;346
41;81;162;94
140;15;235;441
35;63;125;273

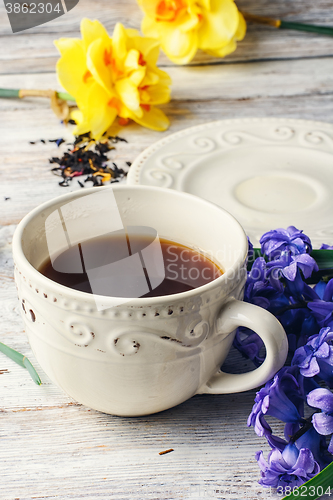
83;70;92;83
138;53;146;66
103;48;112;66
107;97;121;113
155;0;186;22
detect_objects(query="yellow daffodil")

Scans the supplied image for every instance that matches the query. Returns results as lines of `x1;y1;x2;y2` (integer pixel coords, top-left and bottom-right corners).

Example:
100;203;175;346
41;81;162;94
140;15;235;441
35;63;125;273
137;0;246;64
55;19;172;138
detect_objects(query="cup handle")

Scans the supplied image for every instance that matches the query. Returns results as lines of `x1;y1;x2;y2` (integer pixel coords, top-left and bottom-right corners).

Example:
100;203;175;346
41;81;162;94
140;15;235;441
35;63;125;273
198;299;288;394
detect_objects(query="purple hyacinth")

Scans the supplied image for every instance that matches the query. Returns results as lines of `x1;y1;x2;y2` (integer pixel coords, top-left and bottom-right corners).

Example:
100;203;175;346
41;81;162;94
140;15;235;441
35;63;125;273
314;279;333;302
266;253;318;285
248;367;304;449
233;327;265;367
308;279;333;330
260;226;312;260
244;257;286;306
245;229;333;488
246;257;268;287
292;327;333;385
256;441;320;490
307;388;333;453
296;315;321;352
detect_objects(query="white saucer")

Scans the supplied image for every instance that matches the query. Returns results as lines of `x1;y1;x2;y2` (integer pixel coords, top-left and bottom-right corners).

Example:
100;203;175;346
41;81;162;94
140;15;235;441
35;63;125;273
127;118;333;247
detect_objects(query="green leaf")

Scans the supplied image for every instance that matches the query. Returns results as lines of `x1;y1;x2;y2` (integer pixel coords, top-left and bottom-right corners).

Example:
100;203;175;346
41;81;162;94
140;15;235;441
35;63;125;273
311;249;333;270
282;461;333;499
23;357;42;386
0;342;41;385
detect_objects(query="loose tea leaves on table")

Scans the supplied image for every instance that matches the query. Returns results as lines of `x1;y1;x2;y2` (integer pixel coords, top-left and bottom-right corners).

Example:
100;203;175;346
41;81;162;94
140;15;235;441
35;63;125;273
48;132;128;187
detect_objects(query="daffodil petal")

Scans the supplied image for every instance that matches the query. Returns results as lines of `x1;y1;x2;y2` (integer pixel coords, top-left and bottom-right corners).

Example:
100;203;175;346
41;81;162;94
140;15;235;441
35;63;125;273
81;18;110;52
198;0;239;50
141;84;171;105
112;23;129;62
84;83;118;139
235;11;247;41
132;36;160;65
129;68;146;86
198;0;211;10
70;108;86;132
204;11;246;57
137;0;159;19
141;14;160;39
55;39;90;98
154;67;173;86
54;37;82;56
179;13;200;32
124;28;141;39
140;90;150;102
125;49;140;69
72;118;91;137
86;37;114;96
115;78;141;112
160;24;198;64
141;71;159;86
132;106;170;131
71;107;98;137
204;39;236;57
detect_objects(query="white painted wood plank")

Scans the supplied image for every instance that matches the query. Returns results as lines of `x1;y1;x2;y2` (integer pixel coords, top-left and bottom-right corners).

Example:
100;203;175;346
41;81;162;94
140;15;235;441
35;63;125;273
0;225;279;500
1;56;333;105
1;56;332;224
1;0;333;35
1;29;333;75
1;92;333;225
168;57;333;101
0;0;333;74
0;5;332;496
0;397;285;500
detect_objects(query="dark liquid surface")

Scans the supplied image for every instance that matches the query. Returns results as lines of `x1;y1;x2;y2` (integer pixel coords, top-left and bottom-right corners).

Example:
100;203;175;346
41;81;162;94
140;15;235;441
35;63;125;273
39;233;223;298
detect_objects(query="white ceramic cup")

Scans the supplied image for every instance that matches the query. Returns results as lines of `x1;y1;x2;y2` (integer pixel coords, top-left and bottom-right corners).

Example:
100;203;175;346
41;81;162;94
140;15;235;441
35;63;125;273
13;185;288;416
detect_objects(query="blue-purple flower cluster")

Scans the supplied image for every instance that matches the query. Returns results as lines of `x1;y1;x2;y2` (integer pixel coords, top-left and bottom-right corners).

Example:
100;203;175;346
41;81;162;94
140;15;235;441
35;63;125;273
236;226;333;491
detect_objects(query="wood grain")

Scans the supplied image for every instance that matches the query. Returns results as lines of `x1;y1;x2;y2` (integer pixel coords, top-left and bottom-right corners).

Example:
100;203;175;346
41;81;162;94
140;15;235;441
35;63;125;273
1;1;333;498
1;56;332;225
0;225;280;499
1;0;333;75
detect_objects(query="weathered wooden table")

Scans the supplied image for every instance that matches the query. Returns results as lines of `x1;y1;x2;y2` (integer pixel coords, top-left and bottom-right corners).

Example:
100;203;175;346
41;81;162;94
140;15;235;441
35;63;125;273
1;1;333;499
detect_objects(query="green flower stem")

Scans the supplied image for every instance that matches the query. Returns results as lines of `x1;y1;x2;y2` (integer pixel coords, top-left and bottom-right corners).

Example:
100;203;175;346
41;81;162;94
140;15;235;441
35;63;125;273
282;461;333;499
0;88;20;97
57;91;75;101
242;12;333;37
0;342;41;385
0;88;75;101
280;20;333;37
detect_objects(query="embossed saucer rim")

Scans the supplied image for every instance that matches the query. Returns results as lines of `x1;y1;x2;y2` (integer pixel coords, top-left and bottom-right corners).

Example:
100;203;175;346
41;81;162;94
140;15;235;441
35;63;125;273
127;117;333;247
127;117;333;185
13;184;248;308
